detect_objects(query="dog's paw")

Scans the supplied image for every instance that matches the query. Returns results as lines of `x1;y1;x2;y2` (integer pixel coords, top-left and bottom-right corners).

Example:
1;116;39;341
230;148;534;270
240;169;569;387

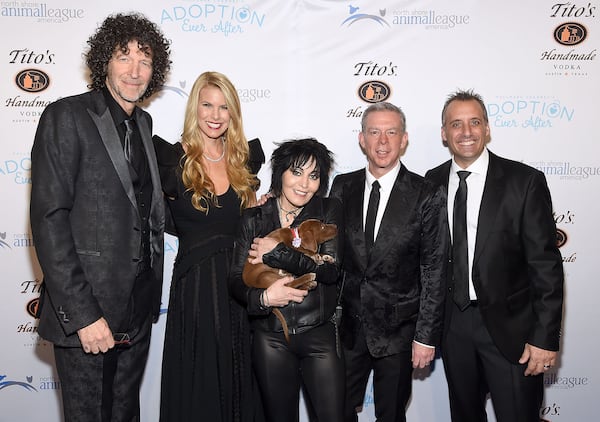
302;280;318;290
303;273;317;290
321;254;335;264
313;254;335;265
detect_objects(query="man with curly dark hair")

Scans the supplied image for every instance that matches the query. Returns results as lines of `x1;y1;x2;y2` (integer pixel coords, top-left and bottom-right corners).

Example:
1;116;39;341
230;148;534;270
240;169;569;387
30;12;171;422
85;12;171;100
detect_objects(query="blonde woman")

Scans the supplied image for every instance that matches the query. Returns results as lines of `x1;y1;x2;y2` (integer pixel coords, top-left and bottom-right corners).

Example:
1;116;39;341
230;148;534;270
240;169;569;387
153;71;264;422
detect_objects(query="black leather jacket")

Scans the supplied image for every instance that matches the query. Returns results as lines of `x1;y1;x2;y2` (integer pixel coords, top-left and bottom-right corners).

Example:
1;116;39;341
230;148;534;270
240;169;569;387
229;196;342;334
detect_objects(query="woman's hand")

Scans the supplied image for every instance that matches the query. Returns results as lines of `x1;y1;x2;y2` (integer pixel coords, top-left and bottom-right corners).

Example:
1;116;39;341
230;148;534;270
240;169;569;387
247;236;280;264
256;192;271;206
262;276;308;307
249;192;272;208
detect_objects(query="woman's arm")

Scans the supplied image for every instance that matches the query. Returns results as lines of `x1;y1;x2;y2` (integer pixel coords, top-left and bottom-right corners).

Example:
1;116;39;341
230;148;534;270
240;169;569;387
228;208;270;315
262;197;343;285
229;207;309;313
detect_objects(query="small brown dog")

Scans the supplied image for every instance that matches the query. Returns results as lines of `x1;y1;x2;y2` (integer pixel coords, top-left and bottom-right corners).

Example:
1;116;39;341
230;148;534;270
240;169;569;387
243;219;337;342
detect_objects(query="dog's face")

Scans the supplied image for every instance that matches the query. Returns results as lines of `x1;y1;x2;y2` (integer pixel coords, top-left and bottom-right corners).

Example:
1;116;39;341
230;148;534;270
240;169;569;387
298;219;337;244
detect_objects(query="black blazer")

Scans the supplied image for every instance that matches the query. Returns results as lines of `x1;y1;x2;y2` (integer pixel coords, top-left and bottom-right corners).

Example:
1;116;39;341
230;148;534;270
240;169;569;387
30;90;165;347
425;151;564;363
329;164;447;358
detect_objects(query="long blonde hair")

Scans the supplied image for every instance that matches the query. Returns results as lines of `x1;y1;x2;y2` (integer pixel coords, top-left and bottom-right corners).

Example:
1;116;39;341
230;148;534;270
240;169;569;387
180;71;257;213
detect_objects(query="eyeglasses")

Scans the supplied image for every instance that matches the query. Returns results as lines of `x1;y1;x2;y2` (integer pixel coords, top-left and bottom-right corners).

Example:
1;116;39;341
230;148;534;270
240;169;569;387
113;332;131;346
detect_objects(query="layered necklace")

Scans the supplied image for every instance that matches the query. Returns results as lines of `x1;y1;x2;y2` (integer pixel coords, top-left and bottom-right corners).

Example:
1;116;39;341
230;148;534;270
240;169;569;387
203;137;225;162
278;198;304;223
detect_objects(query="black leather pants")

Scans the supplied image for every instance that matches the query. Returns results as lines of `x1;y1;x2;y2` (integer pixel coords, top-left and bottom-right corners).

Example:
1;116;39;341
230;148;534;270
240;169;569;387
252;321;344;422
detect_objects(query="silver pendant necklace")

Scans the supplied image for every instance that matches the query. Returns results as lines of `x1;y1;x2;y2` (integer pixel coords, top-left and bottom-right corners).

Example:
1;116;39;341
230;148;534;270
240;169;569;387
278;199;303;223
203;137;225;162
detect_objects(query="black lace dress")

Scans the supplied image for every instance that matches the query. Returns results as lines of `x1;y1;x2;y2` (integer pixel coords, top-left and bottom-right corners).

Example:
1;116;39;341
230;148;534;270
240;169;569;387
154;138;263;422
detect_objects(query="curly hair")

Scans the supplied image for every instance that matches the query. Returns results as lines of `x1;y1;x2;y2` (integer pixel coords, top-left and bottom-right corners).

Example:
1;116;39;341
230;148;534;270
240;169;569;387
180;71;258;213
269;138;334;198
86;12;171;99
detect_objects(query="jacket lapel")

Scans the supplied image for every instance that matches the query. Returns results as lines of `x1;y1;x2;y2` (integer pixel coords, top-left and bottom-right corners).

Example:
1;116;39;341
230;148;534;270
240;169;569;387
88;103;137;210
368;165;415;269
134;108;162;213
431;161;451;193
134;108;165;271
346;171;369;270
474;152;504;265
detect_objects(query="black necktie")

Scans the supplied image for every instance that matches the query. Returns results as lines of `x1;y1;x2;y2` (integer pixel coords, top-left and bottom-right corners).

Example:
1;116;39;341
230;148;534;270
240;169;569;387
365;180;380;252
453;171;471;310
123;119;134;162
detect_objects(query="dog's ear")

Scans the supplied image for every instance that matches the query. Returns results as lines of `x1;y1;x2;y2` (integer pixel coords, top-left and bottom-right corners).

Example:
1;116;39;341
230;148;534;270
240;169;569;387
324;223;338;240
276;227;294;247
297;221;319;252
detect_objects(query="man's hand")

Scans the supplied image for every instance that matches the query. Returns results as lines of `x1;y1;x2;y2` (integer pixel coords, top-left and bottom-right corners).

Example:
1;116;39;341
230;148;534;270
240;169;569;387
519;343;557;376
412;341;435;369
77;317;115;354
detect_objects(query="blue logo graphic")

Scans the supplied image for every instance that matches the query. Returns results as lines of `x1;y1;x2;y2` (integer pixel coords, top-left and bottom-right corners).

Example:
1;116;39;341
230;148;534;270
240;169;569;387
0;374;38;392
341;5;389;27
0;3;85;23
1;155;32;185
160;81;270;105
390;9;470;30
12;233;34;248
159;82;189;99
528;160;600;181
164;237;180;256
0;232;12;250
161;3;266;37
487;96;574;131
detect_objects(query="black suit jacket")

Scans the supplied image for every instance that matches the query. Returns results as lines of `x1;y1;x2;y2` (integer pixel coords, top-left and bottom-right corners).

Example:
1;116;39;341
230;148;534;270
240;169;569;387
329;164;447;358
30;90;165;347
425;151;564;363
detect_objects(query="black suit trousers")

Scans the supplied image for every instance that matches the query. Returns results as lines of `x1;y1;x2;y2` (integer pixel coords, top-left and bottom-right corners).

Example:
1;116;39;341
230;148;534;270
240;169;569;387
53;267;154;422
442;303;543;422
343;324;413;422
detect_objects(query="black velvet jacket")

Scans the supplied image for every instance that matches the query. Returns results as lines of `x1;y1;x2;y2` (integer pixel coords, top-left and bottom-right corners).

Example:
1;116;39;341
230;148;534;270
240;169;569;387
31;90;165;346
329;164;447;358
229;196;343;334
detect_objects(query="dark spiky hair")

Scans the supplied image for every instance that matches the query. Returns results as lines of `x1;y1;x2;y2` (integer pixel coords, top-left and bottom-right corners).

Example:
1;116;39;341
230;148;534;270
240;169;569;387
269;138;334;198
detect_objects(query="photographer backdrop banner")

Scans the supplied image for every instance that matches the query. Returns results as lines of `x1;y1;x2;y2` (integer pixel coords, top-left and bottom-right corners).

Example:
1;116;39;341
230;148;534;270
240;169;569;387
1;1;597;420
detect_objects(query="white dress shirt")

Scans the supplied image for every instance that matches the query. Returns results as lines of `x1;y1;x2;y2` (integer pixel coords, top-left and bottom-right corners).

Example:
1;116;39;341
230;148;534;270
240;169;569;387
448;148;489;301
363;161;401;240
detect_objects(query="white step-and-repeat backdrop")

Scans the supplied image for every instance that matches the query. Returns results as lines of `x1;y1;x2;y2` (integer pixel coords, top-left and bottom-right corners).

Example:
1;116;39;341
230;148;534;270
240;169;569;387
1;1;597;420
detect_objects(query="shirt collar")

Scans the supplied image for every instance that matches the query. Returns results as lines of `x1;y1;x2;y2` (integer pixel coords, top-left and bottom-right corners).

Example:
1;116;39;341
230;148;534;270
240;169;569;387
365;160;401;191
102;87;135;127
451;147;489;176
